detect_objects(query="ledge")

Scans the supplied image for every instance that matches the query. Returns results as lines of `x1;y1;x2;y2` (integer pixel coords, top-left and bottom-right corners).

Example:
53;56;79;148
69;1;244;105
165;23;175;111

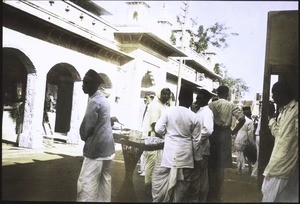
114;32;187;58
3;2;133;66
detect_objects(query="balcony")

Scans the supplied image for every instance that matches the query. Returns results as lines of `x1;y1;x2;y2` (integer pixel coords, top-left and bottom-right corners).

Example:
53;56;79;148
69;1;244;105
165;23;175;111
167;58;197;83
184;47;215;72
3;0;134;66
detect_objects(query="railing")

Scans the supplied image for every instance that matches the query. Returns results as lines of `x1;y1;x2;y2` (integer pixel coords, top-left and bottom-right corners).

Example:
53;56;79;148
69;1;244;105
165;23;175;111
7;0;118;44
184;47;215;71
167;59;197;82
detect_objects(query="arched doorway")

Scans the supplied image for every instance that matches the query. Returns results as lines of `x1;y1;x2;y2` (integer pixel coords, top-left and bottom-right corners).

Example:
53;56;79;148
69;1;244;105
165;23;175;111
2;47;35;143
44;63;80;137
140;70;156;97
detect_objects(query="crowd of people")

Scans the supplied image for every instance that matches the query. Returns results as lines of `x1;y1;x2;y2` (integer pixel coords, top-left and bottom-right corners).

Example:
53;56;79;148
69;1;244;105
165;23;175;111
76;69;298;202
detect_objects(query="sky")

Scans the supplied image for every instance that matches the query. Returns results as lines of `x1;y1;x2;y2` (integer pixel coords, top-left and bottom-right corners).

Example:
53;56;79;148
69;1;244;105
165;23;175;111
98;1;298;100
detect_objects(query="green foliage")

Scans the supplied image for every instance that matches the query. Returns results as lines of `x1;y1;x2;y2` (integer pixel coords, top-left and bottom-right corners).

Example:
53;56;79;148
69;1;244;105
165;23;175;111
213;63;249;99
170;31;176;45
176;14;247;99
183;18;239;54
8;103;21;123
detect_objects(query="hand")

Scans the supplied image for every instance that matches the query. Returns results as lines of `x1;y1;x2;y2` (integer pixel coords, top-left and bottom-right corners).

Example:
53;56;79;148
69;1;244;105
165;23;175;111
110;117;119;126
268;101;276;119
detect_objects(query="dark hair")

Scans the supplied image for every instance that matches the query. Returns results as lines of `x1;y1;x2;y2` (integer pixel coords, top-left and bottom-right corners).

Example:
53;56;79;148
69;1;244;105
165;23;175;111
242;106;252;118
161;88;171;95
272;81;294;99
85;69;104;85
217;85;229;95
179;86;193;106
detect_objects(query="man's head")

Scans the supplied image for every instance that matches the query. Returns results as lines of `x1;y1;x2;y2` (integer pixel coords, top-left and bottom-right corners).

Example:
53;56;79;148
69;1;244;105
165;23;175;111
179;86;193;108
82;69;104;96
217;85;229;99
242;106;252;119
159;88;171;104
195;89;215;108
271;81;294;107
143;94;151;105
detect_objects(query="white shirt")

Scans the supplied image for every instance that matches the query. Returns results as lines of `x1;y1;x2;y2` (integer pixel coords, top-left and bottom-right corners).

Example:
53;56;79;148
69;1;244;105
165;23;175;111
195;105;214;159
155;106;201;168
264;100;298;178
235;116;254;145
142;97;169;138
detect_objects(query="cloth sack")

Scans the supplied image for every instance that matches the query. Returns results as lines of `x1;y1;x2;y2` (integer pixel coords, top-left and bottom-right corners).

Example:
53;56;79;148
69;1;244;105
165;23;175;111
242;139;257;163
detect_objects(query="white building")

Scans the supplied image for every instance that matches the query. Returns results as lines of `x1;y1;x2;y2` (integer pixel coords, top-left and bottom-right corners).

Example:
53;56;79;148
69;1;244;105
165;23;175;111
2;0;221;149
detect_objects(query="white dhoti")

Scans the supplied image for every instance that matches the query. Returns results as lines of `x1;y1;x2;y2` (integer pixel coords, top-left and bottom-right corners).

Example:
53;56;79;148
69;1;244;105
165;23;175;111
261;176;288;202
152;153;191;202
77;157;112;202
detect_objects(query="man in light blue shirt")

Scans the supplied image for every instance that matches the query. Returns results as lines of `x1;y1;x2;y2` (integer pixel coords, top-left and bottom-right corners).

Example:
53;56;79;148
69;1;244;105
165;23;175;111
77;69;115;202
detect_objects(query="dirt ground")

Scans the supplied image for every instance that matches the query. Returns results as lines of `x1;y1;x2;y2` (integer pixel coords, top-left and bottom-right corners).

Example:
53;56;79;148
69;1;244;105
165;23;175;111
2;140;262;202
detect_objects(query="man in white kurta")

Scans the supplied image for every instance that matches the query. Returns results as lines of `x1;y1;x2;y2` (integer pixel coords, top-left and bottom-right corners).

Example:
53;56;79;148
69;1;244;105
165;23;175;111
138;94;153;175
251;117;261;178
234;107;254;174
152;86;201;202
188;89;214;202
262;81;298;202
143;88;171;196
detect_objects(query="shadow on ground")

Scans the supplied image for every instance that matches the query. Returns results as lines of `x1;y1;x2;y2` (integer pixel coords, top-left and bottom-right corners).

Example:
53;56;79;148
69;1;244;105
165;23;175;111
2;143;262;202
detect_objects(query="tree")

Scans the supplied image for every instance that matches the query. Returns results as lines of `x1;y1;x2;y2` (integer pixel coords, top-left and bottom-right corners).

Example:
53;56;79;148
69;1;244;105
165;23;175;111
214;63;249;100
177;16;238;55
175;14;248;99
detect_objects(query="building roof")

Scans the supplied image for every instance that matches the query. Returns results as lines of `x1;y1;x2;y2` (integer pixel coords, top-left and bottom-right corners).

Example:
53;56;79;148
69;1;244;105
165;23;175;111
184;59;222;80
114;32;187;58
3;2;133;66
69;0;112;16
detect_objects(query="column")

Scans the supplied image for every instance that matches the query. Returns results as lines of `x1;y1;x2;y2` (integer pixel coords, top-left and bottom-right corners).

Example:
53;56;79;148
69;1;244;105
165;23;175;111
67;81;86;145
18;73;46;149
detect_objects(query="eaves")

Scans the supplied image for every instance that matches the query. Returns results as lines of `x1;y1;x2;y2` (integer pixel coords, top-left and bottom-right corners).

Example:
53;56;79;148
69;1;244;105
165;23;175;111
3;1;133;66
114;32;187;60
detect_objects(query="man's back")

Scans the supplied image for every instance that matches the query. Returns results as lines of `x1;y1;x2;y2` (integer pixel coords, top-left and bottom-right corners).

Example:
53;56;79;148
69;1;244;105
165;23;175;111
209;98;243;127
155;105;200;168
156;106;197;137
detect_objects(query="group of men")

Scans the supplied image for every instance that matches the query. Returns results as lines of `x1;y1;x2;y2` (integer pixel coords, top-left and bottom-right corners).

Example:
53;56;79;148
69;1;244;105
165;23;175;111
76;69;298;202
135;84;247;202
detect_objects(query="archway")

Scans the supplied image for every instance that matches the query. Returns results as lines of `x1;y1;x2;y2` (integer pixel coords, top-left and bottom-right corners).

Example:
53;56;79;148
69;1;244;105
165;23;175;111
140;70;156;97
2;47;35;143
44;63;80;136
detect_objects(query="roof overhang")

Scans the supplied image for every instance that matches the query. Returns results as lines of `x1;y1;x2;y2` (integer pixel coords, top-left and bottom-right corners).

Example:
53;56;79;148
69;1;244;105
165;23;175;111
184;59;222;80
3;2;133;66
167;73;202;93
126;1;150;8
114;32;187;58
69;0;112;16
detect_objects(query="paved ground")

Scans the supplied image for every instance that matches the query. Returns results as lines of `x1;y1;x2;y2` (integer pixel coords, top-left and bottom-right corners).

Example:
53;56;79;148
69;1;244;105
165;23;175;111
2;139;263;202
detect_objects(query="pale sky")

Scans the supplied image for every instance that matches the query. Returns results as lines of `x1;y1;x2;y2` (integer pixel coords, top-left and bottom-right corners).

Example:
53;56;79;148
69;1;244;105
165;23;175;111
98;1;298;100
